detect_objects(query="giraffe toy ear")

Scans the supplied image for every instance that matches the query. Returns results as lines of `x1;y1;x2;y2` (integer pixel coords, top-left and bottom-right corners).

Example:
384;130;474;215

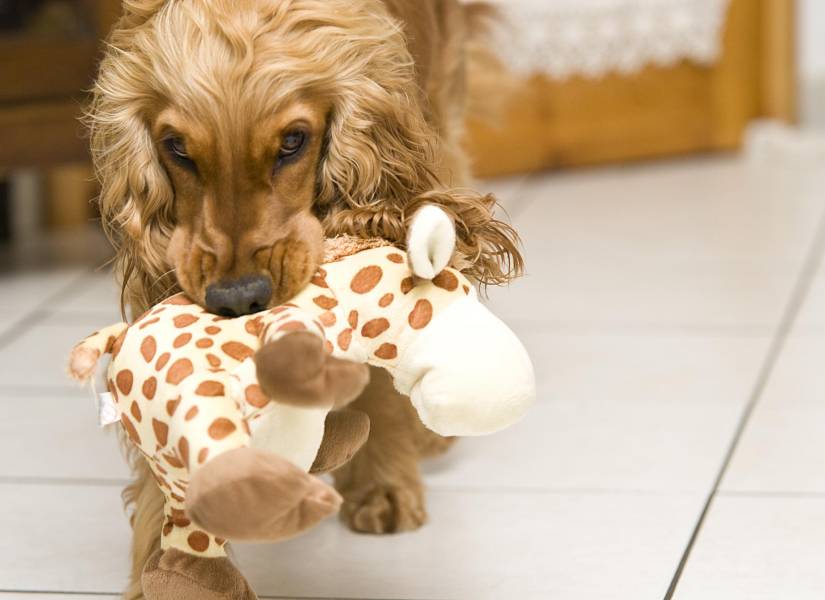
407;205;456;280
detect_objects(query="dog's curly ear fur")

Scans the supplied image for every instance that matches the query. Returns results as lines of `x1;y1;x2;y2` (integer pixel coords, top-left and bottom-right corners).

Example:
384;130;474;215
87;3;177;317
316;3;523;286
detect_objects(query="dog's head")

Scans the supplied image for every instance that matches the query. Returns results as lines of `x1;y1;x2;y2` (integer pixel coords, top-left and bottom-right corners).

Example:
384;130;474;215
90;0;442;316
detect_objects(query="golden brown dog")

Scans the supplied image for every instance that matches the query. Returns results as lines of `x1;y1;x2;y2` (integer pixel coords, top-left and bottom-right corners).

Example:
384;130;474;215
87;1;522;597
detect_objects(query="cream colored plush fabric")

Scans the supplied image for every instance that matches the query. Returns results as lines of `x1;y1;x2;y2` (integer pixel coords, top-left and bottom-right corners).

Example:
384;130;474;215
70;240;535;558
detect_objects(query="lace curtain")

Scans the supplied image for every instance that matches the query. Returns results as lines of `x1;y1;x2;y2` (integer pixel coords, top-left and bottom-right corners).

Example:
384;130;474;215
483;0;732;79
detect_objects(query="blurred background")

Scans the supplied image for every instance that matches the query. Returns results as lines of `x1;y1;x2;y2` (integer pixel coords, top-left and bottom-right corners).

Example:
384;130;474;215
0;0;820;257
2;1;825;599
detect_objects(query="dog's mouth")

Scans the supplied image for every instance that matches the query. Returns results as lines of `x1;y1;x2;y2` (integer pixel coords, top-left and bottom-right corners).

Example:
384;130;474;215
173;235;323;318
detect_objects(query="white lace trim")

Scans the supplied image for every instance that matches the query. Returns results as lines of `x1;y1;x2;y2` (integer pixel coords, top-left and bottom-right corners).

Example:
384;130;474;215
483;0;731;79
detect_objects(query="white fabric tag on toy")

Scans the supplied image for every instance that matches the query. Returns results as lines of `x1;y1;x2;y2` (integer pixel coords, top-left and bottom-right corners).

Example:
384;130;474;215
97;392;120;427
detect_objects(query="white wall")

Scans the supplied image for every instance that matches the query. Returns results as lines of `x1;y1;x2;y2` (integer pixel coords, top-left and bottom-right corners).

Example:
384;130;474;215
799;0;825;81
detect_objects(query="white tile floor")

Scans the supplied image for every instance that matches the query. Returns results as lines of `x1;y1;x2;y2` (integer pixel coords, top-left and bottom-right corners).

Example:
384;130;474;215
2;151;824;599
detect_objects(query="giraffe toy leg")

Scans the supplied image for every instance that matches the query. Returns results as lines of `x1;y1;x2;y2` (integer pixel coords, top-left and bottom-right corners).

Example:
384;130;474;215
143;480;254;599
162;370;341;543
253;306;370;409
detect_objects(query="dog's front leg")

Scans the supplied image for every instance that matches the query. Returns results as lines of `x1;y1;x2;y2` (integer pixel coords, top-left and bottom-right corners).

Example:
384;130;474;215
333;366;429;534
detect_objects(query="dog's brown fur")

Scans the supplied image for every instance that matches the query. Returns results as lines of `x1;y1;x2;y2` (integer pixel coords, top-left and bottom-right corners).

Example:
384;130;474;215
87;1;520;597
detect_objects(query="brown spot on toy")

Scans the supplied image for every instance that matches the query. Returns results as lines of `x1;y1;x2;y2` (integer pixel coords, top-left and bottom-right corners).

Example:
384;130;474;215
116;370;134;395
338;329;353;351
362;318;390;338
245;384;268;408
348;310;359;329
140;336;157;362
196;338;213;349
198;448;209;464
162;522;173;536
184;406;199;421
245;317;263;336
379;293;394;307
152;419;169;447
165;295;193;306
433;270;459;292
166;397;181;417
351;265;383;293
324;340;334;354
208;418;237;440
277;321;307;333
178;437;190;466
138;317;160;330
375;343;398;360
401;277;414;294
196;381;224;397
142;376;157;400
166;358;193;384
463;285;471;295
120;414;141;445
173;314;198;328
310;273;328;288
111;331;126;359
314;295;338;310
221;341;255;361
173;333;192;348
130;401;142;422
170;508;190;527
107;380;118;403
155;352;171;371
387;253;404;263
188;531;210;553
205;326;221;335
319;311;337;327
206;354;221;368
409;299;433;329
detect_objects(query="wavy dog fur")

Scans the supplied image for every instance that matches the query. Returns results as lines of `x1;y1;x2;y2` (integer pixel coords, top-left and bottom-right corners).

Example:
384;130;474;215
86;1;521;597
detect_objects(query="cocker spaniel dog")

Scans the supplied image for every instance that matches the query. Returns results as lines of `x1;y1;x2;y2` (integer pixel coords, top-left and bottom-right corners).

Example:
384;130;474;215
87;0;522;598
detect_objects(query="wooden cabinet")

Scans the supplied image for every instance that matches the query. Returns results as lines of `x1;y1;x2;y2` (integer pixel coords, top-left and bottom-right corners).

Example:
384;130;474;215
466;0;797;177
0;0;121;169
0;0;120;235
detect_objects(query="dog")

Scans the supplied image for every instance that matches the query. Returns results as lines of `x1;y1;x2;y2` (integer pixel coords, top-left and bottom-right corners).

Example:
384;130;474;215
87;1;522;597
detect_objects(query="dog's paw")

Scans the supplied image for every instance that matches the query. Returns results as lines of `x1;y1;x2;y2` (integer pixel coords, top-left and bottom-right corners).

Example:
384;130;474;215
256;331;369;408
341;484;427;534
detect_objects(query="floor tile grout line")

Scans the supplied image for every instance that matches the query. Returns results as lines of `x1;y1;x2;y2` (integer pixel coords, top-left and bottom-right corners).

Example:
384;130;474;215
0;268;98;351
0;474;710;497
0;591;426;600
508;173;545;221
718;489;825;499
663;203;825;600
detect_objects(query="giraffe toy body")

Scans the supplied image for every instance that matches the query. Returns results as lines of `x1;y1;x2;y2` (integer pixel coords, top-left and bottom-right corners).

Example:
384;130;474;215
69;236;535;561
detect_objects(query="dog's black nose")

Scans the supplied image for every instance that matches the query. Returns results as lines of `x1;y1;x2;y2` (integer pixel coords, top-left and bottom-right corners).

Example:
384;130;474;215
205;276;272;317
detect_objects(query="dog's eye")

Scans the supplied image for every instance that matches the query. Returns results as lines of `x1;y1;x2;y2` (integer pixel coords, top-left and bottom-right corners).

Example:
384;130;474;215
279;131;306;157
164;136;195;169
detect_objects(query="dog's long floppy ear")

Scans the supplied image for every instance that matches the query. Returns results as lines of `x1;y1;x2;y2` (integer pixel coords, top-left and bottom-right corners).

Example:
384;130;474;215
315;4;523;287
120;0;171;24
87;3;176;316
316;9;440;240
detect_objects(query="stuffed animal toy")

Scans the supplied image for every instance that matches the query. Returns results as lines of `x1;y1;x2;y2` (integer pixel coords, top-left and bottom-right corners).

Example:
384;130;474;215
68;215;535;599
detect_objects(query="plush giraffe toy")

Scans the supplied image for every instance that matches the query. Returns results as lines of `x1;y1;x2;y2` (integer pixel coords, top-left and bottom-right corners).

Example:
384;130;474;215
69;214;535;599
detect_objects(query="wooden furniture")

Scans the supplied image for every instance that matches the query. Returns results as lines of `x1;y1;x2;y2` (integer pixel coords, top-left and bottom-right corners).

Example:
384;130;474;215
0;0;121;233
466;0;797;177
